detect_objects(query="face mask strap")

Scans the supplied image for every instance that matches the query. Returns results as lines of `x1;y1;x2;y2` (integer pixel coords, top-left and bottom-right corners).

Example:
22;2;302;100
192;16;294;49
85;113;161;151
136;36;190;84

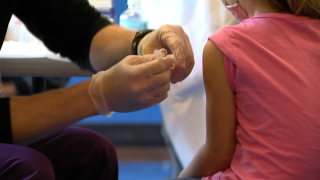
224;0;249;21
224;0;240;6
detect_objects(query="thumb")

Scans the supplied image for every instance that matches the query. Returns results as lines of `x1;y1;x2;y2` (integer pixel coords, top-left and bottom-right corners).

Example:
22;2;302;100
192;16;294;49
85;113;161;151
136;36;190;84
159;30;186;69
143;54;175;75
158;48;168;56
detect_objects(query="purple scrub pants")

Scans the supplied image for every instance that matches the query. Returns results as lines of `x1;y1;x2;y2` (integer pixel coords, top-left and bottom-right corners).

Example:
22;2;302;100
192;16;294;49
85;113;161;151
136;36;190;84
0;127;118;180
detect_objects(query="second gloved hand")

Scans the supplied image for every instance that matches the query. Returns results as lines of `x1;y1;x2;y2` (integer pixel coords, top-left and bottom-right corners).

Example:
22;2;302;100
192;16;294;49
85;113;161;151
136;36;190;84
138;25;195;84
89;52;174;116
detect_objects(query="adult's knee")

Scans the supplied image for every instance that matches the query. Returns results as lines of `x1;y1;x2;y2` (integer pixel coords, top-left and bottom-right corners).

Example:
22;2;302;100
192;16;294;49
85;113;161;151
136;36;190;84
66;127;117;160
59;127;118;179
0;145;54;180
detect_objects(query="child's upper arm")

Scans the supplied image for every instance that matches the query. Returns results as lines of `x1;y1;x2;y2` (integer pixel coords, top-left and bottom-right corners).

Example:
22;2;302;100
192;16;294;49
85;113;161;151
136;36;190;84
178;40;238;178
203;40;237;156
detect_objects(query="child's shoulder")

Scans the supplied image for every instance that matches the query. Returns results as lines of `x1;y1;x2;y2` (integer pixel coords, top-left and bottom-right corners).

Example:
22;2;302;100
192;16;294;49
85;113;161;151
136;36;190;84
209;19;259;44
221;20;256;35
207;20;258;64
209;23;245;42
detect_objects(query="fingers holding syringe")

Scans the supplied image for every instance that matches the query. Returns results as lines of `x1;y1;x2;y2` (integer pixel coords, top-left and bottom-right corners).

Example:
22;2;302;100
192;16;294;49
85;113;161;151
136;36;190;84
142;49;172;95
170;56;194;84
143;62;172;93
143;54;174;77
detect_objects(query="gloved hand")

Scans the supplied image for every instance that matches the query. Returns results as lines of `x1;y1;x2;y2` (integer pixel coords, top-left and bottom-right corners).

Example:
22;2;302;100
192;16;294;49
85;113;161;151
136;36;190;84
89;50;174;116
138;25;195;84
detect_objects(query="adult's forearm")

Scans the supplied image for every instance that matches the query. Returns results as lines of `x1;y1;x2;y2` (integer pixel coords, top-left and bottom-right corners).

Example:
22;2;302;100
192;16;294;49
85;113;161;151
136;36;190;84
90;25;136;71
10;80;98;145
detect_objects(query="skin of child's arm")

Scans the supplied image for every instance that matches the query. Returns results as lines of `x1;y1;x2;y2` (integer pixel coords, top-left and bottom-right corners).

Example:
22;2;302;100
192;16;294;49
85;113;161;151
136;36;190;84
178;40;237;178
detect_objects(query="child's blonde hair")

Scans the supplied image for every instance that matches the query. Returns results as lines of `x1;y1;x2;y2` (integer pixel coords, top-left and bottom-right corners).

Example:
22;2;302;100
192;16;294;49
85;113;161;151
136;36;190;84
269;0;320;18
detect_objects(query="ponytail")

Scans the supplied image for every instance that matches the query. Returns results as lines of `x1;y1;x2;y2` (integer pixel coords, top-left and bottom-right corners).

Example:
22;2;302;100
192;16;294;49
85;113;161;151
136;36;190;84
288;0;320;18
269;0;320;18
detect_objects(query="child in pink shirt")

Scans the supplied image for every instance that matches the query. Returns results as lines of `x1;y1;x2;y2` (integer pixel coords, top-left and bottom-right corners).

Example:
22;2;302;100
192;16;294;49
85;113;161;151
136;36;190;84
177;0;320;179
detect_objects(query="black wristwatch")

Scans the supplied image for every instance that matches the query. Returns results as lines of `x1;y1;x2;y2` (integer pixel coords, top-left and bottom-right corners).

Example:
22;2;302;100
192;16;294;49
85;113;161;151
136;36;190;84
132;29;154;55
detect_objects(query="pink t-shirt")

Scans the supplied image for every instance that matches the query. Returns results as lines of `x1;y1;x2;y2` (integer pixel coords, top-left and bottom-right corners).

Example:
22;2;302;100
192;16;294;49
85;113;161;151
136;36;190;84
204;13;320;180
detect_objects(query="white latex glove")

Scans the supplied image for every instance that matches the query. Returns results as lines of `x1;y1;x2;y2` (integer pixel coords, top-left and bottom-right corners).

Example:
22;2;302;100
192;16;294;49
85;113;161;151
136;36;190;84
89;50;174;116
138;25;195;84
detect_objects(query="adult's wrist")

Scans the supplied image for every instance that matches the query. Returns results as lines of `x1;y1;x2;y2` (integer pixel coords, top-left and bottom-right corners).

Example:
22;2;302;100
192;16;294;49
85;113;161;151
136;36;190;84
88;72;114;118
132;29;155;55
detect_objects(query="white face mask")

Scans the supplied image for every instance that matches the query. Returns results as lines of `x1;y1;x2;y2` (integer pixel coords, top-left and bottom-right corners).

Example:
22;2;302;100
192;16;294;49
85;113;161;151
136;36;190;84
225;2;249;22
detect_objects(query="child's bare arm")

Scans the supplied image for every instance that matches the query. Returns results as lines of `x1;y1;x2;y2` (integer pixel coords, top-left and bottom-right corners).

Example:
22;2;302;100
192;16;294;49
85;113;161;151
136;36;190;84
179;41;237;178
